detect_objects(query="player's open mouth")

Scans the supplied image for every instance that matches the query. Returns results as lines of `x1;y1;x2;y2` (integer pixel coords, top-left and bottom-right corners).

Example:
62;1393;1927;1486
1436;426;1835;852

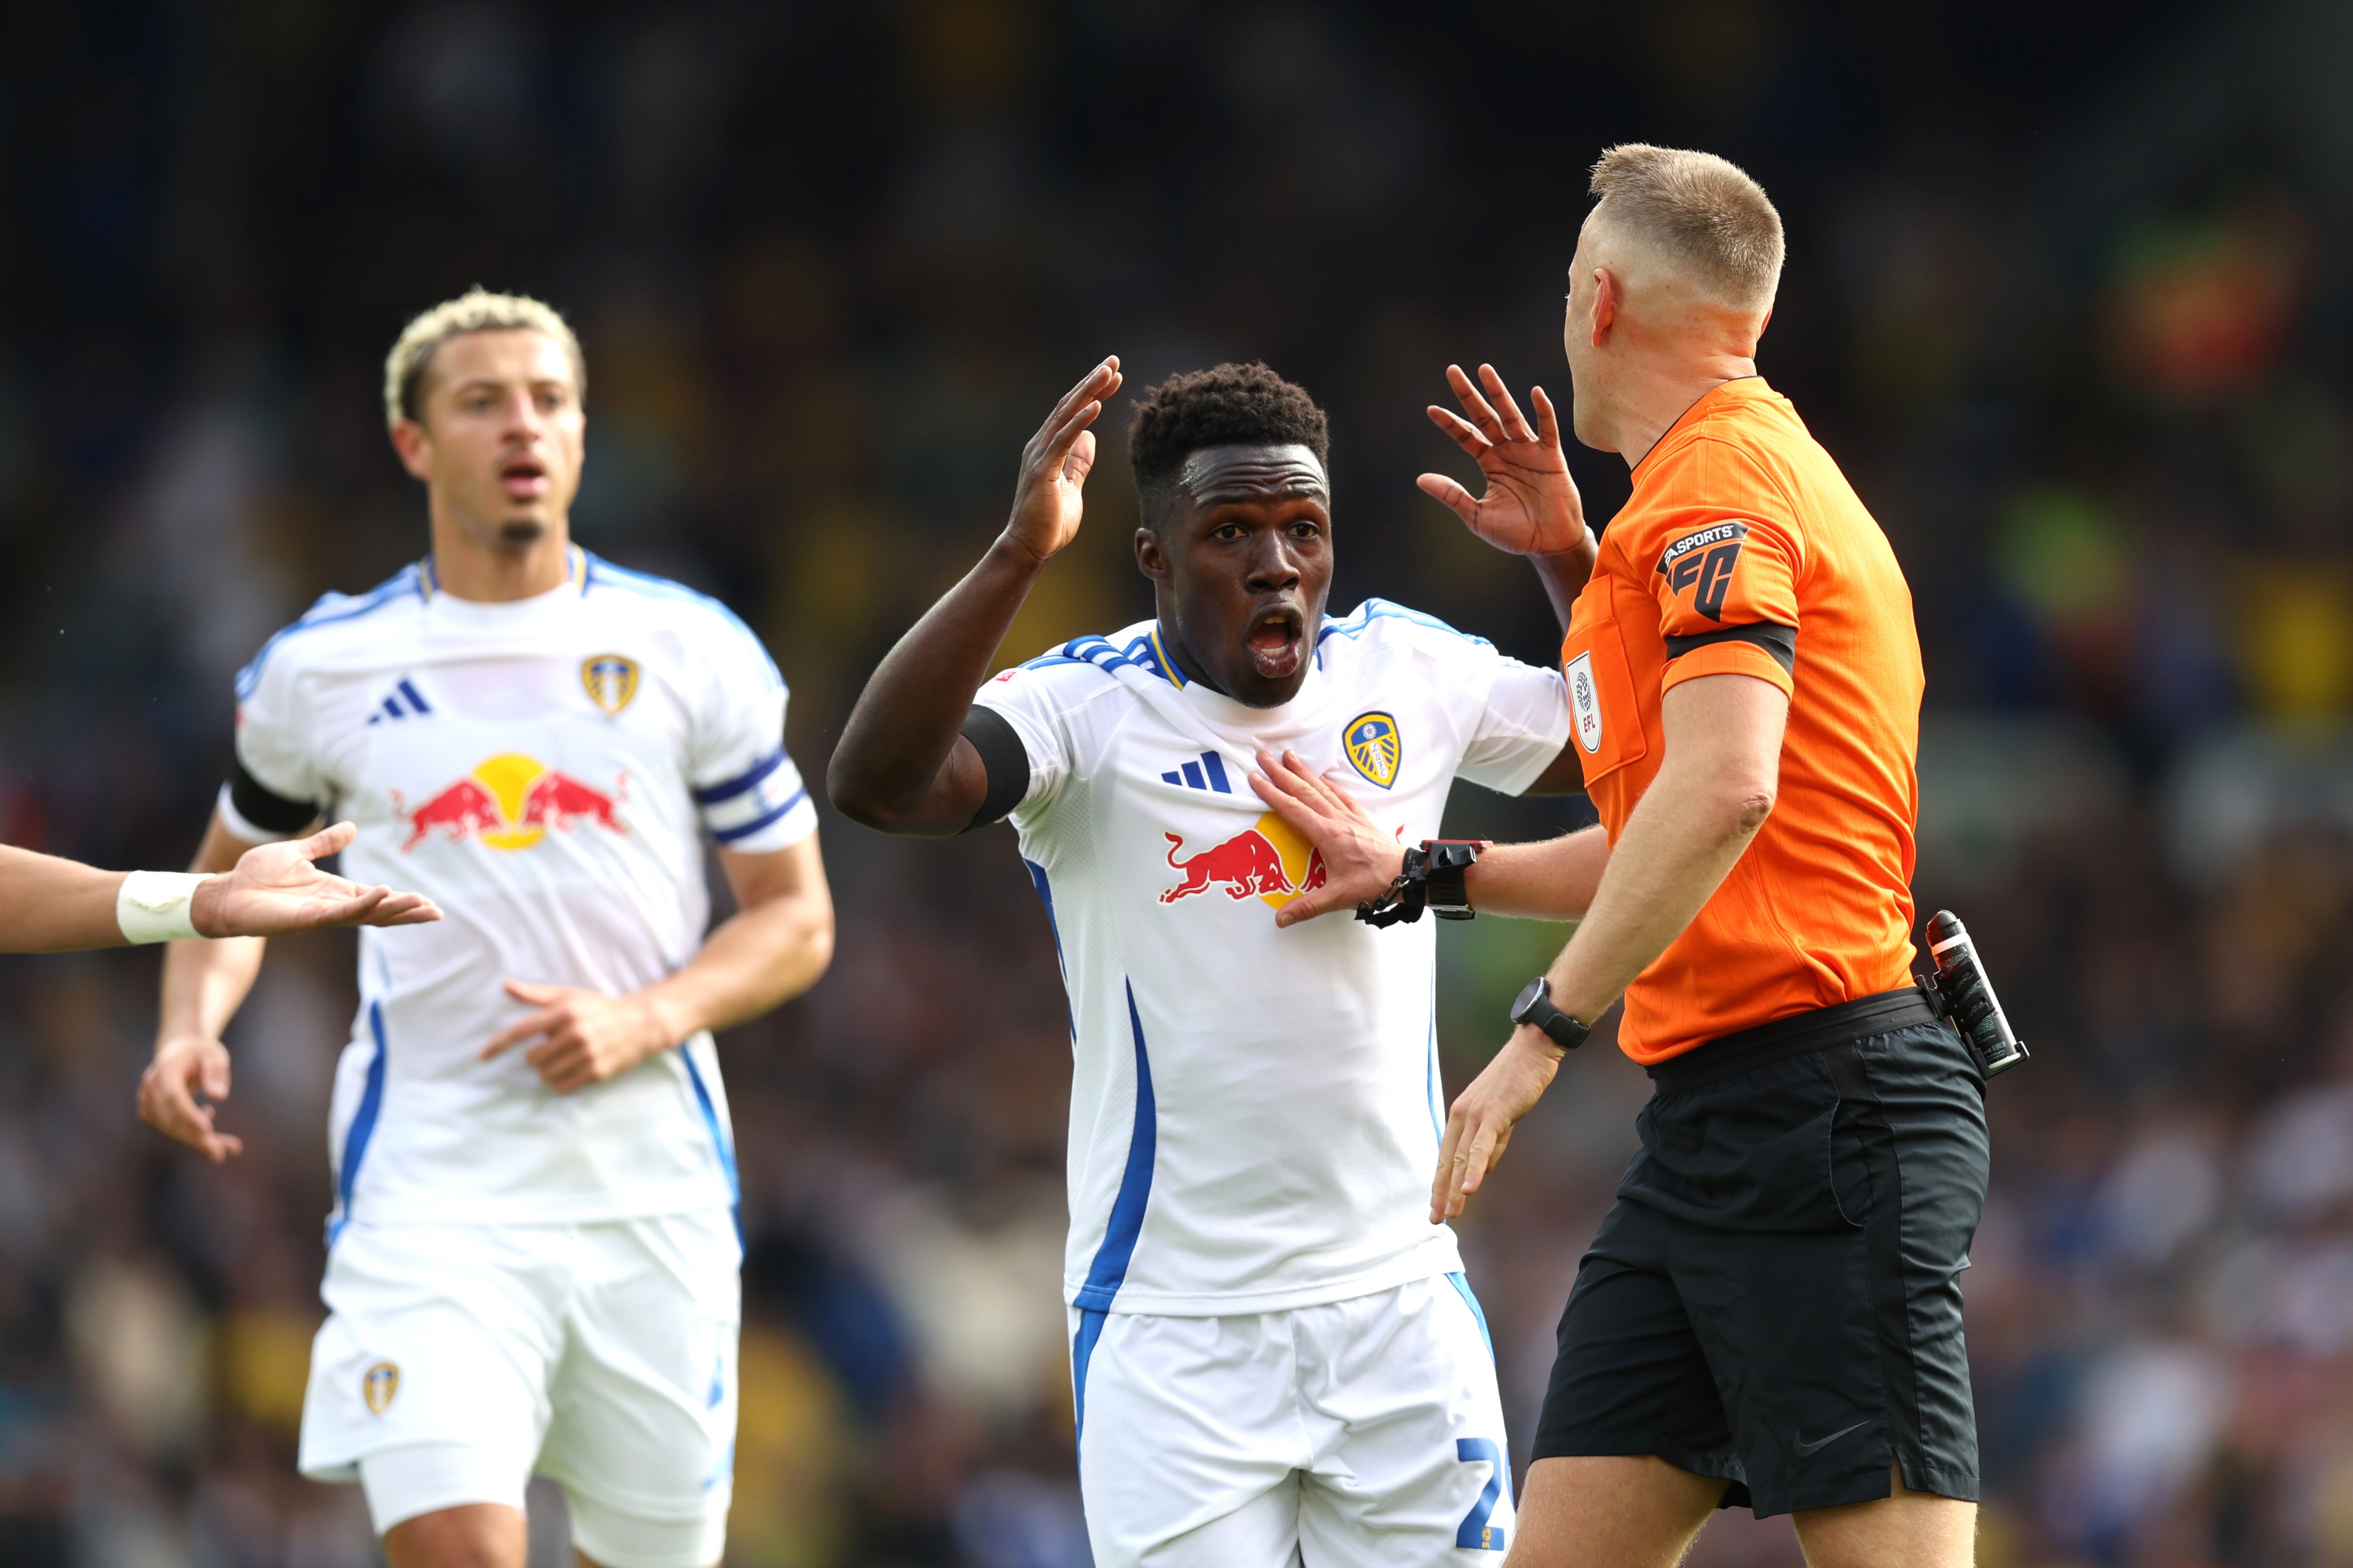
499;456;549;499
1245;609;1305;680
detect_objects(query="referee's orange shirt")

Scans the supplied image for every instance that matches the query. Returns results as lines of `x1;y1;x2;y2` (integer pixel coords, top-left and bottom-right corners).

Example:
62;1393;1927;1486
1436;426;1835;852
1561;377;1924;1065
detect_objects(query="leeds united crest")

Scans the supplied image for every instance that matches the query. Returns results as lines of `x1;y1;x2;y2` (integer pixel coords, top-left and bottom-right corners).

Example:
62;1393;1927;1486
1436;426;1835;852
581;655;639;718
1343;711;1401;789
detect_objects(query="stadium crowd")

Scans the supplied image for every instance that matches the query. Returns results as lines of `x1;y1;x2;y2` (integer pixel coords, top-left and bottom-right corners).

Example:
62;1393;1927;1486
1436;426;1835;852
5;1;2353;1564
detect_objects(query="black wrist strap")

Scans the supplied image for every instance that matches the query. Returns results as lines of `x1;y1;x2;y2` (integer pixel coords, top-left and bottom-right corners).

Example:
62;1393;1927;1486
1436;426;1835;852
1356;840;1485;928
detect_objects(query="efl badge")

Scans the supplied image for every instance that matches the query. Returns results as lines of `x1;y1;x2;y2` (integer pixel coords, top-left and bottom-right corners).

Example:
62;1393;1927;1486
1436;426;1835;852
581;654;639;718
362;1360;401;1415
1343;712;1401;789
1567;653;1603;753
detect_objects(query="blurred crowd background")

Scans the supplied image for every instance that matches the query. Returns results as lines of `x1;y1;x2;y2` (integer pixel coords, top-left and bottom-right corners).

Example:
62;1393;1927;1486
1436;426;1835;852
4;1;2353;1564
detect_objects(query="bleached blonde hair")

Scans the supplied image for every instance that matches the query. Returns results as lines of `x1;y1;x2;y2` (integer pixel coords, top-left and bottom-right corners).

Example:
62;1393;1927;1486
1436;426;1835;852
1588;144;1785;311
382;288;585;428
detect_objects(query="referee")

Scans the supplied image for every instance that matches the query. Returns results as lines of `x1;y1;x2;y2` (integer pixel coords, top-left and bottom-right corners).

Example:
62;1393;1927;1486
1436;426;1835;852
1254;145;1981;1566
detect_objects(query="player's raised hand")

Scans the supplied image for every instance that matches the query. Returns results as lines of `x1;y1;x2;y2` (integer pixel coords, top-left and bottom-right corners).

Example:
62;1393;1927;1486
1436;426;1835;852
1248;749;1404;928
191;822;442;938
482;979;677;1095
1004;356;1123;566
139;1036;244;1163
1419;364;1596;568
1429;1027;1563;1223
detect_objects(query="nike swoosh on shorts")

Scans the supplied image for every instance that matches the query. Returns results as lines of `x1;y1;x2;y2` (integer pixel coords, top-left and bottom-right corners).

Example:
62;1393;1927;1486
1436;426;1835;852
1791;1419;1870;1457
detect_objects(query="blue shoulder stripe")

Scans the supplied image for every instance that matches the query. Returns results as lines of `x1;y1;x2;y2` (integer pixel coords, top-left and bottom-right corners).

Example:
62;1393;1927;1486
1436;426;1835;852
1314;598;1492;664
1014;629;1178;686
236;565;424;701
582;552;784;693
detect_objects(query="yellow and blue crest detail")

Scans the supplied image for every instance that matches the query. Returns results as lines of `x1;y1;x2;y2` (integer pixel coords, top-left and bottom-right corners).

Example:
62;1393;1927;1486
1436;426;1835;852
1343;711;1401;789
362;1360;401;1415
581;654;639;717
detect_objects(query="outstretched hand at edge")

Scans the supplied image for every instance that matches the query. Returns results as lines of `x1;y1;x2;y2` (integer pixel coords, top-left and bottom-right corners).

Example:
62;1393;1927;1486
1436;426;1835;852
191;822;441;939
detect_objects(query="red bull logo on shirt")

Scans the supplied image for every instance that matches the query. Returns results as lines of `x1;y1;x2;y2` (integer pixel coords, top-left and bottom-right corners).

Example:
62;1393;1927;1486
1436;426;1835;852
1161;813;1328;910
395;753;628;853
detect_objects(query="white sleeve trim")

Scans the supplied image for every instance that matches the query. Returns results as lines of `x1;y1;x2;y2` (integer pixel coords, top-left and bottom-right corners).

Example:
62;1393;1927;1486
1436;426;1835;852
1461;666;1574;797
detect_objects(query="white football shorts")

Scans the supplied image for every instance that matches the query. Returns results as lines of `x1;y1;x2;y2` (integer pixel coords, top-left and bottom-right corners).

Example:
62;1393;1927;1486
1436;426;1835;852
298;1209;739;1568
1071;1272;1517;1567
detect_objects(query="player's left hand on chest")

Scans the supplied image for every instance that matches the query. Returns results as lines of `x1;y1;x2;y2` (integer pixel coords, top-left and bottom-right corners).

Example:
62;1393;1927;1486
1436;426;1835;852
481;979;676;1094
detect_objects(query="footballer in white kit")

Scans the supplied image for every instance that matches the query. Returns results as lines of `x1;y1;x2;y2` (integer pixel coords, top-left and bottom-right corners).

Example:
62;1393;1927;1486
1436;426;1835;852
141;294;834;1568
830;359;1597;1566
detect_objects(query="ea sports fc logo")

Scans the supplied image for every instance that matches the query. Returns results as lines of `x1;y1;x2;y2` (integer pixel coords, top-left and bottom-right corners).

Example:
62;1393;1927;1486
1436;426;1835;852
394;754;628;853
1161;813;1328;910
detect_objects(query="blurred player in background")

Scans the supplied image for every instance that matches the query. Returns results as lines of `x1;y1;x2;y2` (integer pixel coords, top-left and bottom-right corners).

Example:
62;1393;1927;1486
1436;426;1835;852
829;357;1591;1566
1;822;437;952
137;291;836;1568
1259;146;1981;1568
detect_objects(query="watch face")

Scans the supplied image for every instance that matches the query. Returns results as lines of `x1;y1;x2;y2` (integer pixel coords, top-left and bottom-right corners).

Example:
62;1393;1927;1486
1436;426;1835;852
1512;977;1548;1022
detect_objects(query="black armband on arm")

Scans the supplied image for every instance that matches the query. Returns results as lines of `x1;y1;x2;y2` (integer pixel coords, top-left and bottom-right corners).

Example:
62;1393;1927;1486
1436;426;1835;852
1662;621;1797;675
228;755;322;835
959;706;1032;832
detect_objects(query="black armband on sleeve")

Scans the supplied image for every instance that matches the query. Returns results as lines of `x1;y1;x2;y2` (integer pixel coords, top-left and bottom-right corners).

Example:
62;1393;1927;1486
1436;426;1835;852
960;706;1032;832
1662;620;1797;675
229;755;322;835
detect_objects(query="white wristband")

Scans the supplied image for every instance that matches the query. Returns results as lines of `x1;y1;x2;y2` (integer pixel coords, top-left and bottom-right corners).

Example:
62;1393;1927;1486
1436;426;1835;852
118;871;208;944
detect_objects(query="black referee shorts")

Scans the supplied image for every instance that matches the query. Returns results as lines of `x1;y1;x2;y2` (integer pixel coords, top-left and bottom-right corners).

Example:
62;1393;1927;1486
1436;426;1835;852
1531;989;1988;1517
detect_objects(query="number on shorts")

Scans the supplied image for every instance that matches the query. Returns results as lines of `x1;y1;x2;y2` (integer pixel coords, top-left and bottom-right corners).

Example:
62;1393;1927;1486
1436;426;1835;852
1455;1437;1507;1552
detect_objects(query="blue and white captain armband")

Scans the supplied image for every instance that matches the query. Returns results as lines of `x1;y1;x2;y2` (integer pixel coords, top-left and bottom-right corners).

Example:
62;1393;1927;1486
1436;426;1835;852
695;750;812;847
117;870;208;944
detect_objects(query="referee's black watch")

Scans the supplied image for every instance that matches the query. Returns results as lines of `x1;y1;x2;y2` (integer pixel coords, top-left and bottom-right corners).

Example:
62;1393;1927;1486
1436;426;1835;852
1510;977;1590;1053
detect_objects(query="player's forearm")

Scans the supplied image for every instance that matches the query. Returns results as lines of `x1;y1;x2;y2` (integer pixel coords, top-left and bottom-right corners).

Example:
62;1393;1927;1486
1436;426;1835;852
1527;542;1598;632
1464;827;1611;922
828;535;1043;831
1541;758;1772;1022
155;813;269;1043
639;888;835;1040
0;846;138;952
158;933;268;1042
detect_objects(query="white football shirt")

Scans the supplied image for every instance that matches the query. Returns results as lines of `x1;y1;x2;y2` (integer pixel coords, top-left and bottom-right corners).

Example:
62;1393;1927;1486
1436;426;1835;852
224;548;816;1232
974;600;1571;1315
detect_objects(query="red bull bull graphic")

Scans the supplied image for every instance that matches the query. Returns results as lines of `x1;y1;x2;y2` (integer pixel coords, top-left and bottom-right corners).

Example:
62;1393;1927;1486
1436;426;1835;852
1161;812;1328;910
395;753;627;852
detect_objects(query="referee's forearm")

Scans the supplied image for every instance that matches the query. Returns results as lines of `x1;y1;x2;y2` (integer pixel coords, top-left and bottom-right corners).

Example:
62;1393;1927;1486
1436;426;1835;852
1544;770;1769;1021
1465;828;1610;922
828;536;1043;828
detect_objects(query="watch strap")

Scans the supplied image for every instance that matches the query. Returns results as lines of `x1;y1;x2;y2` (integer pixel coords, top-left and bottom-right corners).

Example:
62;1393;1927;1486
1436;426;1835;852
1511;976;1589;1052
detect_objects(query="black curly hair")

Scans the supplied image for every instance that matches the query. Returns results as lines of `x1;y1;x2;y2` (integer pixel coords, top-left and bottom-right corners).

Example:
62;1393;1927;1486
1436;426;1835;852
1127;362;1331;531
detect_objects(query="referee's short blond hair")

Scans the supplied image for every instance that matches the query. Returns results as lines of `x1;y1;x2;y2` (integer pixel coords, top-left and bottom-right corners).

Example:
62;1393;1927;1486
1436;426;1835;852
1588;145;1784;312
382;288;585;429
